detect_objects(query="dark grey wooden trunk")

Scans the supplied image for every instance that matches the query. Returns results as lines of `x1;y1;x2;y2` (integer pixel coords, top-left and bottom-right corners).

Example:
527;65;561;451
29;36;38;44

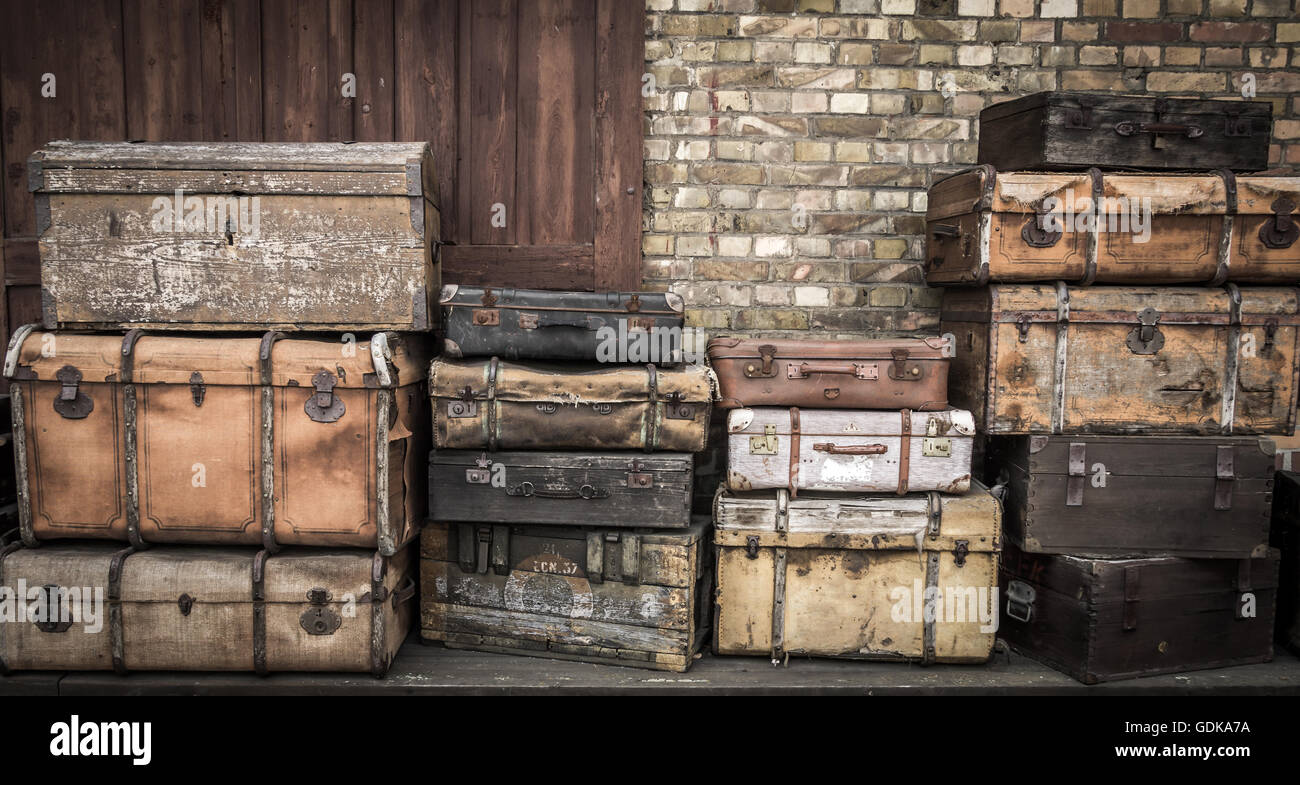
978;92;1273;172
988;435;1275;559
429;450;694;528
1272;471;1300;654
440;286;684;362
999;544;1278;684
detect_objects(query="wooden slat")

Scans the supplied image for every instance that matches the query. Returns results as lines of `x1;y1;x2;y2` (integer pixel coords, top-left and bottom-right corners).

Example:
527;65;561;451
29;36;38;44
395;0;458;241
124;0;204;140
199;0;263;142
262;0;342;141
592;0;643;291
441;244;593;290
466;0;516;245
353;0;394;142
516;0;595;247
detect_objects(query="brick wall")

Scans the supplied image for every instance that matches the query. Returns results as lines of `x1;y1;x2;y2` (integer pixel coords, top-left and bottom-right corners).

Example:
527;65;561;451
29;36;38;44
641;0;1300;339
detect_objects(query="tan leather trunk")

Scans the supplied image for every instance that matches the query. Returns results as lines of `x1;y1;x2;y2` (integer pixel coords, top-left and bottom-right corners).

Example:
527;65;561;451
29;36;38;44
941;284;1300;435
0;541;415;675
31;141;440;332
4;328;429;554
420;519;710;672
713;484;1001;663
430;358;714;451
707;336;952;410
926;167;1300;286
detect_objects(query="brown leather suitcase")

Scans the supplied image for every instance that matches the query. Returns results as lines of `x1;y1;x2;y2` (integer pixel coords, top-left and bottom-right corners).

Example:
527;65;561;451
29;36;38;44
430;358;713;452
4;328;429;554
0;540;415;676
31;141;440;332
707;336;952;410
925;167;1300;286
420;519;710;672
941;284;1300;435
1000;543;1278;684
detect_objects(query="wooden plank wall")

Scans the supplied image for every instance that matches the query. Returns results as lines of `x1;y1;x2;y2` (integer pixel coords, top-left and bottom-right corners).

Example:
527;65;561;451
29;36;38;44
0;0;645;343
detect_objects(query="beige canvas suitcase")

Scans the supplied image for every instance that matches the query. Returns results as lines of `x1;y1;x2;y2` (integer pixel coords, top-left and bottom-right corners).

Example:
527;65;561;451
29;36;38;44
5;327;428;554
420;519;710;672
713;484;1001;663
31;141;440;331
0;540;415;676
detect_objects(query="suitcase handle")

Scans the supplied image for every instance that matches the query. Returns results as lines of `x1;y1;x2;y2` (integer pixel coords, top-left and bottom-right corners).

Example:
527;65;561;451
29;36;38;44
506;481;611;500
520;313;607;330
787;361;878;380
1114;120;1203;139
812;442;887;455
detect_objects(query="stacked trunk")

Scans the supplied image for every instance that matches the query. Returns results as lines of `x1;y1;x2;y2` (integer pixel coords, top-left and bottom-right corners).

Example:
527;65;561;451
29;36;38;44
1;142;441;675
421;287;714;672
707;337;1003;664
927;92;1288;682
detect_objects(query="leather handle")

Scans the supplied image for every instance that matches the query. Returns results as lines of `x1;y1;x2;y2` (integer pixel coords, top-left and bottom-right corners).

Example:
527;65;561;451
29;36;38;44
391;576;417;608
788;361;875;379
1114;121;1202;139
506;481;611;500
931;223;960;239
529;314;606;330
812;442;887;455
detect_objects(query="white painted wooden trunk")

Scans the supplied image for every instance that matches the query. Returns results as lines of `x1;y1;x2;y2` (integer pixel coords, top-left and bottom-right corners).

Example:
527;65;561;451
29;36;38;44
725;407;975;494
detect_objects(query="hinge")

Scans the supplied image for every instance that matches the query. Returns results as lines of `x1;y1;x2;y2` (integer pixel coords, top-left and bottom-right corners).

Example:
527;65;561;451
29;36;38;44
1067;442;1086;507
750;424;779;454
1215;445;1235;511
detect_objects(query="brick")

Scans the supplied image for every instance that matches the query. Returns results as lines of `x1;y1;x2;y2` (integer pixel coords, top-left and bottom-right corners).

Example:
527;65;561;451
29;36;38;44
754;42;795;61
830;287;865;307
979;20;1019;42
717;141;755;160
734;309;809;330
858;68;923;90
1020;21;1056;42
891;116;970;139
1204;47;1243;66
1080;46;1118;65
1208;0;1247;14
841;0;882;10
1252;0;1292;14
775;261;848;282
1042;46;1076;66
910;93;947;113
836;142;874;162
768;165;849;186
718;189;752;209
642;235;673;255
810;213;888;234
881;0;917;12
911;286;944;309
917;0;956;12
1147;71;1227;91
818;18;891;38
1189;22;1271;42
957;45;994;65
692;163;766;185
919;44;955;64
850;262;926;283
755;191;794;209
680;42;717;62
714;90;752;111
1061;70;1128;90
1248;47;1286;67
717;41;755;61
1040;0;1079;17
910;142;949;164
694;260;769;280
850;164;928;186
810;309;905;332
736;116;808;137
872;142;910;163
1062;23;1099;42
997;45;1036;65
1279;24;1300;43
674;236;714;256
794;42;833;63
1122;46;1161;66
901;20;978;41
1165;0;1200;10
796;237;832;256
999;0;1036;15
756;0;798;9
1082;0;1117;12
1273;120;1300;140
737;16;817;37
753;141;794;162
1104;22;1183;41
777;67;857;89
645;41;673;61
1018;70;1058;92
835;190;872;210
673;188;711;208
872;191;911;210
794;141;833;161
798;0;835;10
751;91;793;113
674;140;711;160
830;93;872;113
868;286;909;307
959;0;995;13
791;92;829;113
684;309;732;329
874;238;910;259
1121;0;1160;17
1162;46;1201;65
793;286;831;306
753;285;790;306
839;43;876;64
812;117;888;137
755;235;794;257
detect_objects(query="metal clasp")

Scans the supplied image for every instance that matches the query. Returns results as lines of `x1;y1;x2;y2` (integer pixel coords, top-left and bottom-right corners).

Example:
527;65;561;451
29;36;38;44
304;370;346;422
627;459;653;489
745;345;778;378
189;371;206;407
1260;198;1298;249
745;535;760;560
53;365;94;420
953;540;969;568
299;587;342;635
750;424;778;454
664;391;696;420
1125;308;1165;355
1005;580;1036;623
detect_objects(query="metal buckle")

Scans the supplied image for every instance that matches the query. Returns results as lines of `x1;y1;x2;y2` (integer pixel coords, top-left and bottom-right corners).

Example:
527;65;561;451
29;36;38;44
1005;580;1036;623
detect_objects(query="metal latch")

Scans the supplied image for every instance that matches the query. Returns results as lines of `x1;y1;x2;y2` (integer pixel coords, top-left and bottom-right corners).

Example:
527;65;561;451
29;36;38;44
304;370;346;423
627;459;653;489
1214;445;1234;511
953;540;969;568
664;391;696;420
189;371;205;407
480;288;498;307
299;588;342;635
750;424;778;454
53;365;94;419
922;417;950;457
744;345;778;378
625;294;641;312
517;312;538;329
447;386;478;418
472;308;500;326
745;535;760;560
1259;198;1298;249
33;584;73;633
1021;206;1062;248
1016;314;1031;343
886;348;922;381
1005;580;1036;623
1126;308;1165;355
1067;442;1086;507
466;453;491;484
177;593;195;616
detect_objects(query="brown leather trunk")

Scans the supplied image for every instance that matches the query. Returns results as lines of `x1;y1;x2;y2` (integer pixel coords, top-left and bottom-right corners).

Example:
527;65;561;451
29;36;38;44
4;328;429;555
430;359;713;451
0;541;415;675
707;336;952;410
925;167;1300;286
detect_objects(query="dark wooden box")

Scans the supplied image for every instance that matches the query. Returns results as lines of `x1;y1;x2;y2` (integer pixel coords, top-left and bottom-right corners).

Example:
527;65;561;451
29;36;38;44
1271;471;1300;654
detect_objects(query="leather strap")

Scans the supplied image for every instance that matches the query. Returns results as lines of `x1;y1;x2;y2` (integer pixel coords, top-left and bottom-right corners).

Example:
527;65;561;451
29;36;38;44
897;409;912;495
1209;169;1237;287
486;357;500;452
121;330;148;550
788;407;801;499
252;549;270;676
645;364;658;453
108;546;135;675
259;331;285;553
370;554;389;677
1079;168;1102;285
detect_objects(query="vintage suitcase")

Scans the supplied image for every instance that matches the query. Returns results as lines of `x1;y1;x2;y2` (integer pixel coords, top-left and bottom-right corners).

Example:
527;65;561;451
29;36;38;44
941;284;1300;435
5;327;428;554
707;336;952;409
429;450;694;528
713;483;1001;663
31;141;440;331
725;407;974;496
989;435;1276;559
1272;471;1300;654
999;544;1278;684
430;358;713;452
0;541;415;675
978;92;1273;172
441;285;686;362
925;167;1300;286
420;518;710;672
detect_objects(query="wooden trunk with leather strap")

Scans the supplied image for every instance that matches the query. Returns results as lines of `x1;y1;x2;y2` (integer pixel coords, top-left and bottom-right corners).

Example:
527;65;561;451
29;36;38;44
941;284;1300;435
712;484;1001;663
0;540;415;675
430;358;713;451
4;328;429;554
925;166;1300;286
419;519;710;672
707;336;951;410
724;407;975;496
999;543;1278;683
